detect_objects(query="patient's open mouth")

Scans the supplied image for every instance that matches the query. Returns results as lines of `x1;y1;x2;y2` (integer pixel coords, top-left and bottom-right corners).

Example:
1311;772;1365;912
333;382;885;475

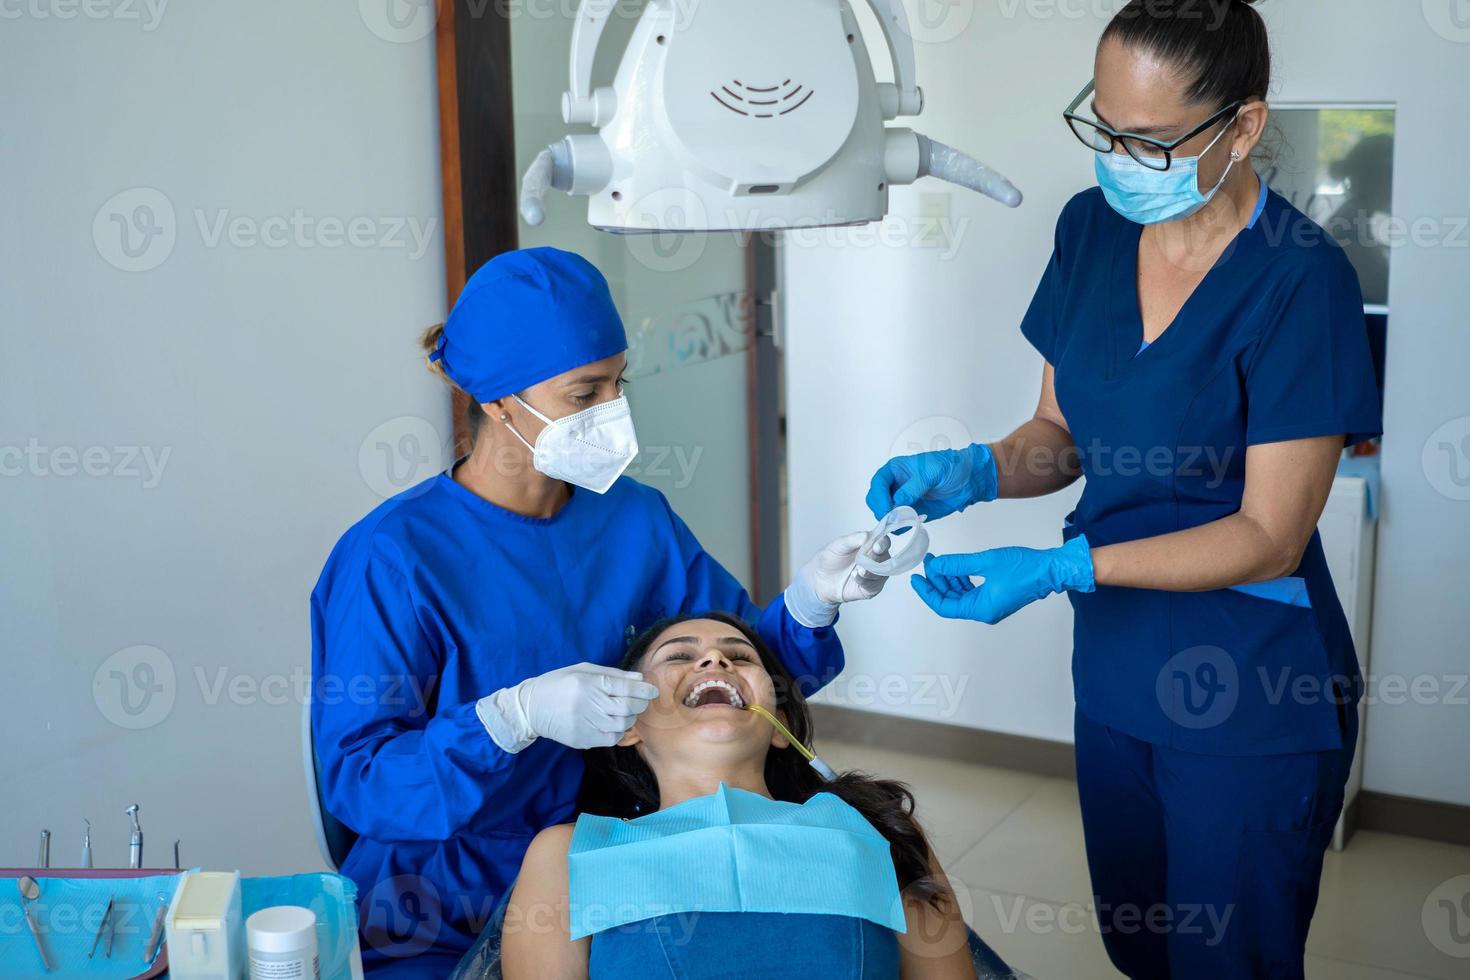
683;678;746;709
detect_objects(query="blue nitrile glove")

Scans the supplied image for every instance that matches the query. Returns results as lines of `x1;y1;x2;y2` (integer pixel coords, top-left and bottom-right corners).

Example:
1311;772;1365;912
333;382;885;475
910;536;1095;624
865;443;999;523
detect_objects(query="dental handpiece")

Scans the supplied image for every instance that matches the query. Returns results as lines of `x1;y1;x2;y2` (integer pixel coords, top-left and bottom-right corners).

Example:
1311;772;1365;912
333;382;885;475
37;829;50;869
126;804;143;869
82;819;93;868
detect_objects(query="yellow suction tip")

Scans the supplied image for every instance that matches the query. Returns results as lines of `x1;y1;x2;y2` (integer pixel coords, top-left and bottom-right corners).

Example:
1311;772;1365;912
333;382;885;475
744;704;817;763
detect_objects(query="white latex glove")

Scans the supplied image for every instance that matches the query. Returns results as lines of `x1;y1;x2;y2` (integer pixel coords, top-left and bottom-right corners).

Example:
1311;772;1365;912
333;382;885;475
783;531;890;629
476;662;659;753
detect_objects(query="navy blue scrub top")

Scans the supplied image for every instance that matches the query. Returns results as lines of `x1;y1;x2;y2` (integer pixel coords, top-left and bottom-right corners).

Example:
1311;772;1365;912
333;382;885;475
1021;181;1382;756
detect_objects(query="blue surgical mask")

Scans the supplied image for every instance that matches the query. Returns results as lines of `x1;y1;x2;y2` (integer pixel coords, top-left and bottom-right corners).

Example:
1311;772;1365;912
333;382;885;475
1094;116;1240;225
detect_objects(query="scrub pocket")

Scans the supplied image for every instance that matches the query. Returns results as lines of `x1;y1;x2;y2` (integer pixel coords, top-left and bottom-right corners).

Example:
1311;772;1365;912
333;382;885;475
1166;588;1344;754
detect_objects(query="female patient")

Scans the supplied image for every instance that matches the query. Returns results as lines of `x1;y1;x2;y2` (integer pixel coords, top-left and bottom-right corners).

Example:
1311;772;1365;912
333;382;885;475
500;613;980;980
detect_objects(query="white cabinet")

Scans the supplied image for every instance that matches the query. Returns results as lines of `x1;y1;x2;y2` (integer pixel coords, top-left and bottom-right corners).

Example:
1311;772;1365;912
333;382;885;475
1318;474;1378;850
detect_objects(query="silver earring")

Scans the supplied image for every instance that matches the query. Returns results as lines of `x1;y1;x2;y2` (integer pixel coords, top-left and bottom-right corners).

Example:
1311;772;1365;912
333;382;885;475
1231;150;1242;161
500;413;510;421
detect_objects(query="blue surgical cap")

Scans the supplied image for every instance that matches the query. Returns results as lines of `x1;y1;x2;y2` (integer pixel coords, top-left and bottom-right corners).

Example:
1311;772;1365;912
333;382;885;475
430;247;627;403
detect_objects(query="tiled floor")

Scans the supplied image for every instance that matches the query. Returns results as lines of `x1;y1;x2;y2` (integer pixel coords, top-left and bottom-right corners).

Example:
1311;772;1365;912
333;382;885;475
821;739;1470;980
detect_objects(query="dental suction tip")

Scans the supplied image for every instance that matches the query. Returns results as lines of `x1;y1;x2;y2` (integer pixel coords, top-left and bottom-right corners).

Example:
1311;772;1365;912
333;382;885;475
809;757;838;782
744;703;838;782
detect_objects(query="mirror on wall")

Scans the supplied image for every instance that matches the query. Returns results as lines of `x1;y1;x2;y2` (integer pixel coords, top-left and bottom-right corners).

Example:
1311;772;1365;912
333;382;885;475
1258;107;1395;309
1257;107;1394;435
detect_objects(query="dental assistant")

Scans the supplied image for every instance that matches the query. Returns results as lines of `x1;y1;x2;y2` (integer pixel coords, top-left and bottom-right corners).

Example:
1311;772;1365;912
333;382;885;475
869;2;1380;977
311;248;883;977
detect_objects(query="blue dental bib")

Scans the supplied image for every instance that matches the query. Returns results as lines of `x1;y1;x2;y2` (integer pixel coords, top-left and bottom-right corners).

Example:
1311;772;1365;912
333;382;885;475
567;784;906;940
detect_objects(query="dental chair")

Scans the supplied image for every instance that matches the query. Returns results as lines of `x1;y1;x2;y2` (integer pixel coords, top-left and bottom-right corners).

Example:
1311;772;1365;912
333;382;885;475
448;884;1033;980
302;693;359;872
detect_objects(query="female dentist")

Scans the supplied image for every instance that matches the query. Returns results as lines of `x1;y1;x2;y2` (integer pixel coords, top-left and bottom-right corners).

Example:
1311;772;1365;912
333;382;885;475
868;2;1381;977
312;247;883;976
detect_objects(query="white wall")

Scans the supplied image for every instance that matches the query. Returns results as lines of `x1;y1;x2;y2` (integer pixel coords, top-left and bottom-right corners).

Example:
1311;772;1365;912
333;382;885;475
1;3;449;871
786;0;1470;805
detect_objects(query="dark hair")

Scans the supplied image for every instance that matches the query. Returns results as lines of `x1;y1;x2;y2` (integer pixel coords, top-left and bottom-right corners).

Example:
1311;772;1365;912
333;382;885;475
579;612;947;910
1103;0;1270;110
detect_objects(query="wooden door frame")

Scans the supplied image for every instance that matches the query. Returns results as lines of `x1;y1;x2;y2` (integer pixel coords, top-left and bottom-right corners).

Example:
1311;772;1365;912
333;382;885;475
436;0;519;456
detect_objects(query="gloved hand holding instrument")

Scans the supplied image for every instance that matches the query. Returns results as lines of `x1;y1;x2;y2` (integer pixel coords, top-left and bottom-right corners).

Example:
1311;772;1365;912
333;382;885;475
478;663;660;752
784;531;893;628
865;443;1000;523
868;441;1096;623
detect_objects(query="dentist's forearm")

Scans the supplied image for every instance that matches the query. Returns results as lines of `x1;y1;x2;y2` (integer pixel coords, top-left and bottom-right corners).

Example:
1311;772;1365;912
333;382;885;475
990;417;1082;499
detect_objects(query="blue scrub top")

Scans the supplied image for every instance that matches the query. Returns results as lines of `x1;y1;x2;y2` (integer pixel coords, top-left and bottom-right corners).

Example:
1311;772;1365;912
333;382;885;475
1021;183;1382;756
309;471;843;971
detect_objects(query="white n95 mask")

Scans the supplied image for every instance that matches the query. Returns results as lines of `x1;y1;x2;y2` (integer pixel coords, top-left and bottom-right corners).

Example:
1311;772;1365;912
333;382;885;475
505;393;639;493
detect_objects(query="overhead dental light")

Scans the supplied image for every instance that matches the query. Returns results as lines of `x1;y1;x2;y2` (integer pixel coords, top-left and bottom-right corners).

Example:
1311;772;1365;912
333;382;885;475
519;0;1022;233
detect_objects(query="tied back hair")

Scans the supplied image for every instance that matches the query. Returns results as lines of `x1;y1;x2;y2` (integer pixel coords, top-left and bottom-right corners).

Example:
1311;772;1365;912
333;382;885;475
1104;0;1271;111
418;322;487;441
579;612;947;911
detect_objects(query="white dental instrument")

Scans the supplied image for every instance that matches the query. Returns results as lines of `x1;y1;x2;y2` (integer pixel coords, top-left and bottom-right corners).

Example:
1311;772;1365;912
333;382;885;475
521;0;1022;232
856;506;929;578
126;803;143;869
81;818;93;868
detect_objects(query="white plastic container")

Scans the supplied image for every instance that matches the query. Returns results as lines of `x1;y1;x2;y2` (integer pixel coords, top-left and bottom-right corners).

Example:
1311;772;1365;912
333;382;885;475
247;905;319;980
166;870;245;980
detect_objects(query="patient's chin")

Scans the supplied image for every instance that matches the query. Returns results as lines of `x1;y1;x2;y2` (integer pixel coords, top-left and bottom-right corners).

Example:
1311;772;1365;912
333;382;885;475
681;711;763;746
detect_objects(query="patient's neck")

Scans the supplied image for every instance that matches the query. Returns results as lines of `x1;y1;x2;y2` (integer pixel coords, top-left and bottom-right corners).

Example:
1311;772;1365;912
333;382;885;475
651;755;771;811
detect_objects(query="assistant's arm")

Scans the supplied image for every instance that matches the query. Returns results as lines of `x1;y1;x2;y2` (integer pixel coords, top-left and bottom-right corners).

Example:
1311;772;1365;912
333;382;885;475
989;362;1083;500
1090;434;1342;591
1060;254;1376;592
984;363;1342;588
972;358;1343;594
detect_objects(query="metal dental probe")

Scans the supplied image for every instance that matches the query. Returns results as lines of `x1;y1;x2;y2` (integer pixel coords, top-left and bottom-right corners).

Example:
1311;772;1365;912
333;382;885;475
88;895;115;959
143;893;168;964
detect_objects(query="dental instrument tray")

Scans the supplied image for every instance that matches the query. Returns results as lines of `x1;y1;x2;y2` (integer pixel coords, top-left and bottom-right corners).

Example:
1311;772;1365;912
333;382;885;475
0;868;362;980
0;868;180;979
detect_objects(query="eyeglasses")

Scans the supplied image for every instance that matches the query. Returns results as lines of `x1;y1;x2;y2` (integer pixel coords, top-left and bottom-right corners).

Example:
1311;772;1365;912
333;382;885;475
1063;80;1243;172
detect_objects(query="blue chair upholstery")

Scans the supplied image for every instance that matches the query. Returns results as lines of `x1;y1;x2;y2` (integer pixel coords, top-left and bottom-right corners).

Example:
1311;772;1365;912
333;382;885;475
302;691;360;871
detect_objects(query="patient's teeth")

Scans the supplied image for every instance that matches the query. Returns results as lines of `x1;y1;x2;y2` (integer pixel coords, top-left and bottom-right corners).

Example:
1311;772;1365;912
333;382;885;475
683;678;743;707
